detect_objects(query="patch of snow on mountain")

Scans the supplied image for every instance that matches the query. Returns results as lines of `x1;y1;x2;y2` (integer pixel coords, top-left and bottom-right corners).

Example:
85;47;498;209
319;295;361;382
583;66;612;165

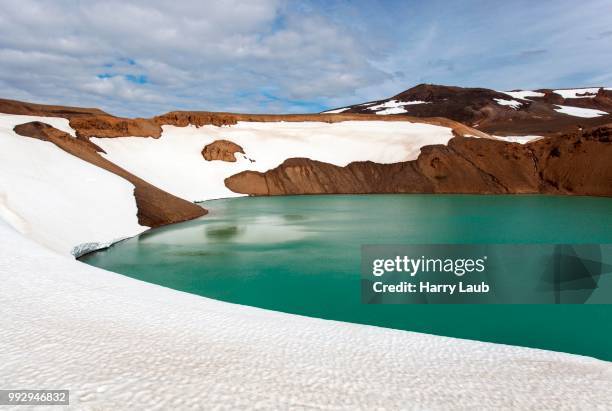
0;113;146;256
322;107;350;114
93;121;454;202
376;106;408;115
554;105;608;118
493;98;522;109
367;100;428;112
553;88;601;99
494;135;543;144
502;90;545;100
0;113;76;136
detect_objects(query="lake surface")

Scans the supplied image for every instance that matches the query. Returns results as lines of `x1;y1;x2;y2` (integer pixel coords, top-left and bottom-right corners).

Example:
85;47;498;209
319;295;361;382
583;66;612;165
81;195;612;360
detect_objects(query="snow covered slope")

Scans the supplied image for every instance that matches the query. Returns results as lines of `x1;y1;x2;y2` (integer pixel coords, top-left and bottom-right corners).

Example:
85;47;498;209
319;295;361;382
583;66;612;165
1;219;610;410
93;120;456;202
494;135;543;144
554;105;609;118
323;84;612;137
367;100;430;115
0;114;147;256
553;88;601;98
493;98;522;109
501;90;545;99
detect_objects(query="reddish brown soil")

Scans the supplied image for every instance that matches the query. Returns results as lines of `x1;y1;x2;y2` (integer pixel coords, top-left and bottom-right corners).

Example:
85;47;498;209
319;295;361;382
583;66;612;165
13;121;206;227
225;124;612;197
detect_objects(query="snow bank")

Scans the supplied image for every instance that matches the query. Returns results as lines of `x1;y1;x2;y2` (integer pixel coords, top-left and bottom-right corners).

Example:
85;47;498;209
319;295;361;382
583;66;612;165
502;90;545;100
93;120;455;202
322;107;350;114
0;113;77;136
553;88;601;99
0;113;147;256
376;106;408;115
366;100;429;115
493;98;522;109
1;219;610;409
494;135;543;144
554;105;608;118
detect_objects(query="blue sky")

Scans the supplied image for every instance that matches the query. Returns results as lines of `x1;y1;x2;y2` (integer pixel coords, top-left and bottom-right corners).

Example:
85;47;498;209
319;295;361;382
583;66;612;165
0;0;610;117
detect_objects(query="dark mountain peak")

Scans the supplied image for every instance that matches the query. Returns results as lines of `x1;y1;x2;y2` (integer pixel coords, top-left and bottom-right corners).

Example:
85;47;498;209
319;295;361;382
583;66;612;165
393;84;506;102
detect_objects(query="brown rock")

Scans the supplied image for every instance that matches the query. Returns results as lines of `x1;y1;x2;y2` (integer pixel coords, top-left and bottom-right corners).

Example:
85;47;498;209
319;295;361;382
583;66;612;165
530;125;612;196
152;111;490;139
13;121;107;152
13;121;206;227
225;158;432;196
225;125;612;197
416;138;541;194
202;140;245;162
69;115;162;139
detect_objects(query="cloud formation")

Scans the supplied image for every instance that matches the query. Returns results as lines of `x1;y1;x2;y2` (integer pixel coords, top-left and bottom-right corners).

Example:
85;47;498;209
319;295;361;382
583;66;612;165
0;0;610;116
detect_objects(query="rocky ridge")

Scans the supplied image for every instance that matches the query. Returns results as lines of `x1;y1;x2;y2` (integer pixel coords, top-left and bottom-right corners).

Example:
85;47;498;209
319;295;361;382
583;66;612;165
0;97;489;140
2;90;611;231
225;124;612;197
325;84;612;137
12;121;206;227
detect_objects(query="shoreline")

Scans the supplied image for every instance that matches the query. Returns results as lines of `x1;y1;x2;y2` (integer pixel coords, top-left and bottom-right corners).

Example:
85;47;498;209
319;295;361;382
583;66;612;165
2;218;611;409
78;193;612;361
77;192;612;259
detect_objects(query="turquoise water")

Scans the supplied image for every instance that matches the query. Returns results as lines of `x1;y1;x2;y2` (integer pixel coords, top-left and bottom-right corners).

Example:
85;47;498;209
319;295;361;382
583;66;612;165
81;195;612;360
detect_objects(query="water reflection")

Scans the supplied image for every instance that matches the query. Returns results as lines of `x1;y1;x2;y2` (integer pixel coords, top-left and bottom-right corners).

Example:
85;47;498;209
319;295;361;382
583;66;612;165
205;225;241;241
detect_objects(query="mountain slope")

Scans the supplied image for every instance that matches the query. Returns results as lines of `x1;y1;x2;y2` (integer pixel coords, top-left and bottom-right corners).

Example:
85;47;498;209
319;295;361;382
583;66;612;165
324;84;612;136
225;123;612;197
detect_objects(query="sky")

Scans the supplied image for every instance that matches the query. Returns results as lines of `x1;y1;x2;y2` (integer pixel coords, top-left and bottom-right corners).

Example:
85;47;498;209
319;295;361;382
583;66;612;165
0;0;611;117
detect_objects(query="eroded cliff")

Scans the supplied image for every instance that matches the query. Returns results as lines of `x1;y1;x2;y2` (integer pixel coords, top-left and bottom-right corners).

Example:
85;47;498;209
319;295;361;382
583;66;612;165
225;125;612;197
0;97;489;140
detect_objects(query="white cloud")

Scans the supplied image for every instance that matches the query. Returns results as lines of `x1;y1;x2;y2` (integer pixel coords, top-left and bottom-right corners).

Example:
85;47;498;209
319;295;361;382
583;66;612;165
0;0;610;116
0;0;390;116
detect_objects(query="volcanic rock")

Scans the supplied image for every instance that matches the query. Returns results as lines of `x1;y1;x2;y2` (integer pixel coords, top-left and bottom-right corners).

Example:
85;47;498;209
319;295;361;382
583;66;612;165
13;121;206;227
68;115;162;139
225;125;612;197
202;140;245;162
326;84;612;137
